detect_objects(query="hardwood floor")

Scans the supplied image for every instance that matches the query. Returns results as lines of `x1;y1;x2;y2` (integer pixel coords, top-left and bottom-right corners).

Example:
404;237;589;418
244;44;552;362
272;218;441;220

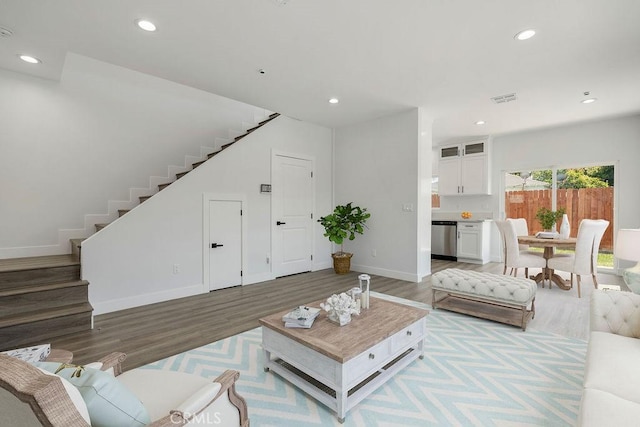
50;260;625;371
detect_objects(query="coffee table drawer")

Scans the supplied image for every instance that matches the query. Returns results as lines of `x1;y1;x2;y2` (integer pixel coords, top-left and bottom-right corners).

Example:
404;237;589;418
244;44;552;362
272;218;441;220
391;319;425;352
345;338;391;384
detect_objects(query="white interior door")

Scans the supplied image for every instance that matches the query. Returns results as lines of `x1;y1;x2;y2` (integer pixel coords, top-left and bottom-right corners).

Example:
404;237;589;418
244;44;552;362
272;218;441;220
273;155;313;277
209;200;242;290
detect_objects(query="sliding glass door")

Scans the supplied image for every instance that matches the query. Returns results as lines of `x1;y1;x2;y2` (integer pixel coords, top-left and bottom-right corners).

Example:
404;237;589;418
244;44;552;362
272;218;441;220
505;164;614;269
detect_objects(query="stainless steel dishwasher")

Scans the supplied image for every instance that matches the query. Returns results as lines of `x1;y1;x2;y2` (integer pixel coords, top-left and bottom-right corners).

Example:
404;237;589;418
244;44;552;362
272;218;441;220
431;220;457;260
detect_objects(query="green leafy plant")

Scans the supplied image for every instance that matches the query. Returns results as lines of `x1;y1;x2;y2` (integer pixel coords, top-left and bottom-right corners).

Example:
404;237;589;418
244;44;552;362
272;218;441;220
535;207;566;230
319;203;371;255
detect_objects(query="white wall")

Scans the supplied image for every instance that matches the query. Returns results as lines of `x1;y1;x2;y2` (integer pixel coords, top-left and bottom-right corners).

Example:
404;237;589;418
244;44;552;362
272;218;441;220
83;116;333;314
418;110;434;279
488;114;640;262
0;53;268;258
333;109;432;282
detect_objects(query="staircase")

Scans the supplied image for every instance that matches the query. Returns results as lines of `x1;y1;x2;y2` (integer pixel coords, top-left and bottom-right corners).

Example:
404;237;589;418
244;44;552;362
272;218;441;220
0;254;91;351
0;113;280;348
86;113;280;248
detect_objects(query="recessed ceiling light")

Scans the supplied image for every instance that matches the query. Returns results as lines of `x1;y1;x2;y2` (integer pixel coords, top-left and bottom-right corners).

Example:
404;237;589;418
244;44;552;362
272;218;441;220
18;54;41;64
514;29;536;41
581;98;597;104
329;98;339;104
475;120;486;125
136;19;157;32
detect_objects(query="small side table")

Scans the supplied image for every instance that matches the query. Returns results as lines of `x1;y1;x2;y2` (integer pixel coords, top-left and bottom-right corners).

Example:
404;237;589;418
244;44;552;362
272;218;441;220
45;349;74;364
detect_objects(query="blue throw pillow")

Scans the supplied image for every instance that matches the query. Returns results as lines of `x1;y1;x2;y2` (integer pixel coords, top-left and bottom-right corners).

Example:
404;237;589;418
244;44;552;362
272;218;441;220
35;362;150;427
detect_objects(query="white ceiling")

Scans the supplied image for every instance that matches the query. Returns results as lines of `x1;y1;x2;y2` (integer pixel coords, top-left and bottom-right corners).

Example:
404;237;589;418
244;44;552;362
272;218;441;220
1;0;639;144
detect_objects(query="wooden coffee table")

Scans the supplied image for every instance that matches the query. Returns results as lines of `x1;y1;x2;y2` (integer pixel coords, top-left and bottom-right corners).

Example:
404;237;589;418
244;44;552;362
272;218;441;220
259;296;428;423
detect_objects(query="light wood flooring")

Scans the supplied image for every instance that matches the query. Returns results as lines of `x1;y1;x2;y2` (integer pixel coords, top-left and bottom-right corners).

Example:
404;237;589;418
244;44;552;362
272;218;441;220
50;260;625;370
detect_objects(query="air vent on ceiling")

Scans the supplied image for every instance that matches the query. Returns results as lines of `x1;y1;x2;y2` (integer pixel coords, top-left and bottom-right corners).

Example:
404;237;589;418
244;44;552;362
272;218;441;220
0;27;13;38
491;93;517;104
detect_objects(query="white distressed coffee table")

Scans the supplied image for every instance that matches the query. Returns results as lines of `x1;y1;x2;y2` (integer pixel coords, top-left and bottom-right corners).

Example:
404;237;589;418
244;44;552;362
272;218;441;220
259;296;428;423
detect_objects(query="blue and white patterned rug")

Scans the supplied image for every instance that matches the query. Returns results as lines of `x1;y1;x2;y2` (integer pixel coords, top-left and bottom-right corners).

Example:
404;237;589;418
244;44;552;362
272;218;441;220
141;292;586;426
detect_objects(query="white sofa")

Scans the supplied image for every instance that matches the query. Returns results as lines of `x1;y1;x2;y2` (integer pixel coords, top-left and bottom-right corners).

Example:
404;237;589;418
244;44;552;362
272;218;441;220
578;289;640;425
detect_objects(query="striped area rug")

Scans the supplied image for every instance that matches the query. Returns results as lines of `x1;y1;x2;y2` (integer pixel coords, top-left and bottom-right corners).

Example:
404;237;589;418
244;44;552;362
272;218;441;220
141;292;586;426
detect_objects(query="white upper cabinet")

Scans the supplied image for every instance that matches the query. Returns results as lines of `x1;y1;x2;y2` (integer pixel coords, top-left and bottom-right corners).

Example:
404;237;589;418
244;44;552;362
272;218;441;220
438;140;491;195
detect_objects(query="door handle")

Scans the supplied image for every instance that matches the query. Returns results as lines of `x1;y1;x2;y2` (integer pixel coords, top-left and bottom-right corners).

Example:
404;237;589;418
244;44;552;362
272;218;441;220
211;243;224;248
276;221;286;226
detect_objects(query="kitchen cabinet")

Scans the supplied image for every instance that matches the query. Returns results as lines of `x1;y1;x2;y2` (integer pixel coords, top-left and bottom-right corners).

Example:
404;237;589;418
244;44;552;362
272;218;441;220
438;140;490;195
457;221;490;264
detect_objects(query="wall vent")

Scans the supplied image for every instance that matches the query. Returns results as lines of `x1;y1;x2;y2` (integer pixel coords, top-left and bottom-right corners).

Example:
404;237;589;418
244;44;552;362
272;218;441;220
491;93;517;104
0;27;13;38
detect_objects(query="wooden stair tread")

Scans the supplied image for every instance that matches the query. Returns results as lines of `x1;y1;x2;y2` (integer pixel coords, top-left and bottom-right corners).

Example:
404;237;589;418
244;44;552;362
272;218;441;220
0;255;80;273
0;302;93;328
0;280;89;298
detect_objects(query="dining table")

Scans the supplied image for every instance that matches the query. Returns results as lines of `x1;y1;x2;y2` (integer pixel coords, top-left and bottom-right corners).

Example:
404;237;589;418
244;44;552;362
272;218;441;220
517;235;577;290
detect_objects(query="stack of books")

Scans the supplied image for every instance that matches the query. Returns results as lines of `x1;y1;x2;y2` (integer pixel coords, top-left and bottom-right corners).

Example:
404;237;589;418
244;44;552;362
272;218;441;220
282;306;321;329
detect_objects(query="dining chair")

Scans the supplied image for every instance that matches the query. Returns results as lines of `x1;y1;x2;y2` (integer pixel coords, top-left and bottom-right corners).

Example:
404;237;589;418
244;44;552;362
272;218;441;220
547;219;609;298
496;220;546;279
509;218;530;251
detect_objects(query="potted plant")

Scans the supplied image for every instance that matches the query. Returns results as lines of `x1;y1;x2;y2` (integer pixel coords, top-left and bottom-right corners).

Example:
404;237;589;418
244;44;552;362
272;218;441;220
535;207;566;231
319;203;371;274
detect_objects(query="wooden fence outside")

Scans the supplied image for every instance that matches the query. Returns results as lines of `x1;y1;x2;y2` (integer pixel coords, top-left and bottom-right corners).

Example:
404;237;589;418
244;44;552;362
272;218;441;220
505;187;614;250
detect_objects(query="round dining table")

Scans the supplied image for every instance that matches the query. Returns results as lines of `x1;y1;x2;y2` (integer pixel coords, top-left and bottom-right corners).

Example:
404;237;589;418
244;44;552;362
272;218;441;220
517;235;577;290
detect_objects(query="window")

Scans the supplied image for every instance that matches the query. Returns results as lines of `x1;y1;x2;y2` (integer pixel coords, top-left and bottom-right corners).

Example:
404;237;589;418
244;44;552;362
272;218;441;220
504;164;614;268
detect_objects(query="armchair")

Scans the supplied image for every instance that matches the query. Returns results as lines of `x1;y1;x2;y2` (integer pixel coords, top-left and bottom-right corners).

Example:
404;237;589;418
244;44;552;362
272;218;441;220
0;352;249;426
578;290;640;425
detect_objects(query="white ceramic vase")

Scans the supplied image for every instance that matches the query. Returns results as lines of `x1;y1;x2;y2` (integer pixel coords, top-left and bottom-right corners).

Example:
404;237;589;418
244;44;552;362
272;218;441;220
559;214;570;239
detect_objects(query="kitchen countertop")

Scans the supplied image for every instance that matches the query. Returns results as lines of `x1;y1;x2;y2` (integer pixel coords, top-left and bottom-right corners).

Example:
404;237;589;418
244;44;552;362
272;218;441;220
432;211;494;222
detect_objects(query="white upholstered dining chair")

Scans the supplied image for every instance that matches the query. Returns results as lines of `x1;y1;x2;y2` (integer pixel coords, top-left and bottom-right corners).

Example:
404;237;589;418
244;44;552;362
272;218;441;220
547;219;609;298
510;218;530;252
496;220;546;278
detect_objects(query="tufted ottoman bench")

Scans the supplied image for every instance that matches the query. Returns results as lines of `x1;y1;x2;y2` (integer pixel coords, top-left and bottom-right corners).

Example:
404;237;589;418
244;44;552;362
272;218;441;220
431;268;537;330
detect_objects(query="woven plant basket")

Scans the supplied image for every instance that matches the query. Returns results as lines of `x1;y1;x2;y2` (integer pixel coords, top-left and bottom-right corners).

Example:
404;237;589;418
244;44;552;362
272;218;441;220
332;253;353;274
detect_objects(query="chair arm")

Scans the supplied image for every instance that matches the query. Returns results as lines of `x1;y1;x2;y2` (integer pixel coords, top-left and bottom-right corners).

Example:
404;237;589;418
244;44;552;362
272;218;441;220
591;290;640;338
96;352;127;376
213;370;248;427
147;370;248;427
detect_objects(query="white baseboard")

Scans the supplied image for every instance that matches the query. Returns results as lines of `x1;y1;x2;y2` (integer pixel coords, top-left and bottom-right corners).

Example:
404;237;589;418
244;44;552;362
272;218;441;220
243;272;275;286
313;261;332;271
91;284;205;316
350;263;420;283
